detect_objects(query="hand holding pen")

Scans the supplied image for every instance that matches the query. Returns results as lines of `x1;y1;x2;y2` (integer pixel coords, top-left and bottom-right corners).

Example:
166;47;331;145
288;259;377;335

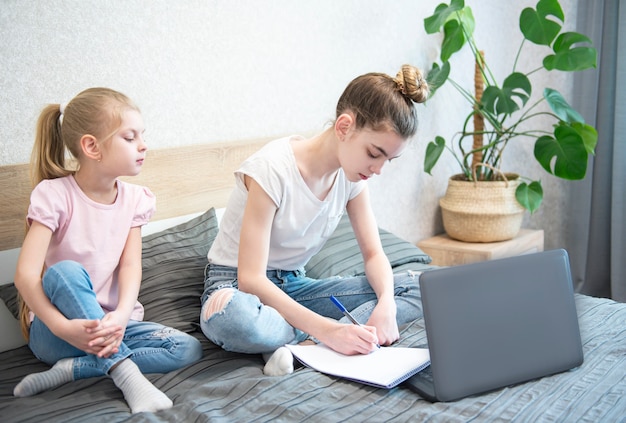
330;295;381;349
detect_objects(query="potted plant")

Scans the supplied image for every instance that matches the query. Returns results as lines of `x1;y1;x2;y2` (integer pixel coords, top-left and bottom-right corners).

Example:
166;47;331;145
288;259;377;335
423;0;598;242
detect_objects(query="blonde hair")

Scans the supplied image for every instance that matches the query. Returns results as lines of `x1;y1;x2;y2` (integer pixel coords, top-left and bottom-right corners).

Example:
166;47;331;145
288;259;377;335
19;87;139;340
336;64;429;138
30;87;140;186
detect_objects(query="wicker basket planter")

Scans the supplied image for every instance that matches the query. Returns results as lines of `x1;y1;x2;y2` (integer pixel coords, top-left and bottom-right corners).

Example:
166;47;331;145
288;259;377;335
440;173;525;242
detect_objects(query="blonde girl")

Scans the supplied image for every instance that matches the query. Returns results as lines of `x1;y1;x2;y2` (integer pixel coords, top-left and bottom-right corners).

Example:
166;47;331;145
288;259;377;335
13;88;202;413
200;65;429;375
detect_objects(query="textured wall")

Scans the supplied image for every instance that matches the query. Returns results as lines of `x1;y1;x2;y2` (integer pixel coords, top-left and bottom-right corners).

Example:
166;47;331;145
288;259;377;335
0;0;578;250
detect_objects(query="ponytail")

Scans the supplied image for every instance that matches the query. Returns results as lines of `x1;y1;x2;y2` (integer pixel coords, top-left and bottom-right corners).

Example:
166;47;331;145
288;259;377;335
30;104;72;187
18;295;31;341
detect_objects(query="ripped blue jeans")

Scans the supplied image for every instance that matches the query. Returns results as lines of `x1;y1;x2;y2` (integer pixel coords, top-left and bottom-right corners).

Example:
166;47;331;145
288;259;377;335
28;260;202;380
199;265;422;354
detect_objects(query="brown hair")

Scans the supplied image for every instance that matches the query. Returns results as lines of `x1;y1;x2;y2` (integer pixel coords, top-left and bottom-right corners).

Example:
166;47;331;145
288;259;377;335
335;64;429;138
19;87;139;340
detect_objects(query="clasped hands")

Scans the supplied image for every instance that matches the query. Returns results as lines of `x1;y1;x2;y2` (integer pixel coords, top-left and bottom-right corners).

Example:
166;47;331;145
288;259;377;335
59;311;126;358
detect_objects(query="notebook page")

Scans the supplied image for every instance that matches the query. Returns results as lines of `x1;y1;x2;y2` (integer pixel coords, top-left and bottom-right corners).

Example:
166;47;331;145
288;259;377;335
286;344;430;389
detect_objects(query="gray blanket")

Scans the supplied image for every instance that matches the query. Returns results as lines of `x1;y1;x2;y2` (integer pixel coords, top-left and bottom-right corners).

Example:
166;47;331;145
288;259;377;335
0;294;624;422
1;211;624;422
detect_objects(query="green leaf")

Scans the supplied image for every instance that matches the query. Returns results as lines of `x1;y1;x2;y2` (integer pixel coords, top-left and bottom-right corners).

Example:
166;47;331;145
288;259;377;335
423;1;474;63
543;32;597;71
571;122;598;155
544;88;584;123
536;0;564;22
424;0;465;34
520;0;564;46
534;125;589;180
516;181;543;213
441;19;466;62
553;31;594;53
449;5;475;38
424;136;446;175
426;61;451;97
481;73;531;115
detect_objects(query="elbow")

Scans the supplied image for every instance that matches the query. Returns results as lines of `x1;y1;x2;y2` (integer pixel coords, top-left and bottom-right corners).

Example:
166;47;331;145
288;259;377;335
13;268;32;292
236;253;272;294
362;247;389;265
236;269;260;294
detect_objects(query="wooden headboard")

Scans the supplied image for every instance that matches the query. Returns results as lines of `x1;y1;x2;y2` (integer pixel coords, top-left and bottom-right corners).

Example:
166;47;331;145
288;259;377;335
0;137;272;251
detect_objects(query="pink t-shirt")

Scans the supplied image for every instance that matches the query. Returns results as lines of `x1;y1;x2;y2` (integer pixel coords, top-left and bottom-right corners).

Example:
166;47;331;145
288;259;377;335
27;175;156;321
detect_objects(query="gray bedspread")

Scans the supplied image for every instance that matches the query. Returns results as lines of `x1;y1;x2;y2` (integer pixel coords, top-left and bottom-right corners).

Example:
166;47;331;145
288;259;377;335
1;293;624;423
1;212;624;422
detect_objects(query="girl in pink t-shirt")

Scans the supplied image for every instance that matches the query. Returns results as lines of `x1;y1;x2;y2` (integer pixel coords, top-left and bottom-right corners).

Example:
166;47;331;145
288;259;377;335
12;88;202;414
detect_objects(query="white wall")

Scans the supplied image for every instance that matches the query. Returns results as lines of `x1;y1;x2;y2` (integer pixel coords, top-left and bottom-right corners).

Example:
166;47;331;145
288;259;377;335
0;0;579;249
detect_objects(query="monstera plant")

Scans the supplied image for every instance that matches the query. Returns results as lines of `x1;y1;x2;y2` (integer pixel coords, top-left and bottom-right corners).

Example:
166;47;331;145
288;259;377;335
423;0;598;213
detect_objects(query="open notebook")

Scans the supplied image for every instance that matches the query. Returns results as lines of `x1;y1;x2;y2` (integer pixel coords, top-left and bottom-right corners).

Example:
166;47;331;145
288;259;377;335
286;344;430;389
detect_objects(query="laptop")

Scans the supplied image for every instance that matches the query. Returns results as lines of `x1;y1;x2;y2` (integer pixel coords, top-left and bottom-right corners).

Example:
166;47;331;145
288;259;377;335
403;249;583;402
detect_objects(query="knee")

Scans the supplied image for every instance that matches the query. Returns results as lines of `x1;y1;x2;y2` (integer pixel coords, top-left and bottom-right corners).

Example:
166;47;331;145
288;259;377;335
43;261;91;293
394;272;422;292
180;334;203;364
47;260;85;274
202;288;236;321
200;291;296;353
143;328;203;370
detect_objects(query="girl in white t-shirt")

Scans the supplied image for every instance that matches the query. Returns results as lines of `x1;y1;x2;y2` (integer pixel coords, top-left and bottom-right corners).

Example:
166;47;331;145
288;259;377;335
201;65;429;376
13;88;202;413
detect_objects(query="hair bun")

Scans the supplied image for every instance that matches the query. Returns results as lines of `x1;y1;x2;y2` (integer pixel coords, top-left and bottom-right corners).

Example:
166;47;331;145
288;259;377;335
394;64;429;104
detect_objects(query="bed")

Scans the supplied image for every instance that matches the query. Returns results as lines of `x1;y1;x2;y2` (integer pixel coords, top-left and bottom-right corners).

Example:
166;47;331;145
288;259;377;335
0;139;625;422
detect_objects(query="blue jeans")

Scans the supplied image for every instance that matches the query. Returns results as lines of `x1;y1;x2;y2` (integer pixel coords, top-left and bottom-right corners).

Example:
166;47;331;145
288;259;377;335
199;265;422;354
28;260;202;380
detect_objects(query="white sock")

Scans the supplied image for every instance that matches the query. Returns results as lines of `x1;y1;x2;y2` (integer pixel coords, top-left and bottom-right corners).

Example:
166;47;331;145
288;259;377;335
14;358;74;397
109;359;173;414
262;346;294;376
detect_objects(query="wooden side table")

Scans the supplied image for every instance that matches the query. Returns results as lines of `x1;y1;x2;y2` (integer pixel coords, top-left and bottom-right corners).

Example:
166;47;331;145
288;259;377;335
417;229;544;266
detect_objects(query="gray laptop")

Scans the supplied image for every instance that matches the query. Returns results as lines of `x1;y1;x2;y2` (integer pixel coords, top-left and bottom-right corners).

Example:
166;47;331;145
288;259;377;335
404;249;583;402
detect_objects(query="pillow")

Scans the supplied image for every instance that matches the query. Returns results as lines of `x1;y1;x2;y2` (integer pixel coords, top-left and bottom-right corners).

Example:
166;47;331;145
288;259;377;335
0;283;19;319
0;208;218;334
139;208;218;333
305;214;432;279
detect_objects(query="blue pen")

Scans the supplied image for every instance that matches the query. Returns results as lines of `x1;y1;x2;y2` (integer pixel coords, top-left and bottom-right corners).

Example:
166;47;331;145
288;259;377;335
330;295;380;348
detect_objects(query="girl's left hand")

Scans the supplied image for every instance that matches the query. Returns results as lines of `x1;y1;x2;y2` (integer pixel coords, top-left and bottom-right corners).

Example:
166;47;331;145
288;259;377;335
366;299;399;346
86;311;127;357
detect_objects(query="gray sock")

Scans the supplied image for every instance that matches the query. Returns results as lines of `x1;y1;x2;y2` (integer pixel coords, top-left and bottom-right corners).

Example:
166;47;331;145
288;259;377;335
109;359;173;414
14;358;74;397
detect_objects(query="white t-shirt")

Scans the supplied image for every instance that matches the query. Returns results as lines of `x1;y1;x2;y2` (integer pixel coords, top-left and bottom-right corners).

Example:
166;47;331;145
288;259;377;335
208;136;365;270
27;175;156;320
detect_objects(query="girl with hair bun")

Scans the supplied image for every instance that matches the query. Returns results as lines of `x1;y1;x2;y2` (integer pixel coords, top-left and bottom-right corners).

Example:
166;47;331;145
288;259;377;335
200;65;429;376
13;87;202;413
